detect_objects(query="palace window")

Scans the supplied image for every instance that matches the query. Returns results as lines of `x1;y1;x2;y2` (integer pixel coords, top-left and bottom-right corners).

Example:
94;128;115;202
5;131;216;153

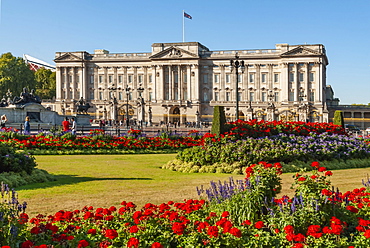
99;92;103;100
274;73;279;83
99;76;103;84
238;92;242;101
226;92;230;101
128;75;133;84
309;91;315;101
274;92;279;102
249;74;254;83
249;92;255;102
261;74;267;83
289;73;294;82
226;74;230;83
119;92;123;100
261;92;267;102
214;74;219;83
149;75;152;83
299;73;304;82
214;92;219;101
118;75;123;84
90;75;94;84
288;91;295;101
109;75;113;84
90;91;94;100
138;75;143;83
309;72;315;82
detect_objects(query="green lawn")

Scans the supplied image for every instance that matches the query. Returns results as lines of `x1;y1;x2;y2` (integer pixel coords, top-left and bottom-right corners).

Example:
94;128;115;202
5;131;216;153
16;154;368;217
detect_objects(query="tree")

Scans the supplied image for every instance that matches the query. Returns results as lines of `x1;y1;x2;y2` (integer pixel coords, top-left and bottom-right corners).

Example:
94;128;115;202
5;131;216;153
34;67;56;99
333;110;344;128
211;106;227;135
0;53;36;99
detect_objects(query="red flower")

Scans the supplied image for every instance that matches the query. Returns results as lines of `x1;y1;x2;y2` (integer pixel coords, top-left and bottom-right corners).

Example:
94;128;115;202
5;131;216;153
87;228;97;235
298;177;306;182
242;220;251;226
207;226;219;238
21;241;34;248
127;237;140;248
172;222;186;235
254;221;264;229
151;242;164;248
105;229;118;239
346;205;359;213
78;240;89;248
318;167;327;172
229;227;242;238
284;225;294;234
325;171;333;176
221;211;230;217
129;225;139;233
311;161;320;168
364;229;370;239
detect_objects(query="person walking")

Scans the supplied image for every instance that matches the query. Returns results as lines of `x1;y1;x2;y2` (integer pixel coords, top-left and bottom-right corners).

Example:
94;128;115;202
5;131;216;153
24;116;31;135
0;114;7;128
71;117;77;135
62;117;70;133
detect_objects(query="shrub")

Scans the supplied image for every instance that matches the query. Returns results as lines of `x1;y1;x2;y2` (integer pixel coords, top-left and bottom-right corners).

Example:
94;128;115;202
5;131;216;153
333;110;345;128
0;143;37;174
211;106;227;135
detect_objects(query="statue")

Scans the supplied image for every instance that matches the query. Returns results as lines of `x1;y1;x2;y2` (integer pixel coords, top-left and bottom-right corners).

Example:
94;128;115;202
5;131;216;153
13;87;42;105
0;96;8;107
30;89;42;104
76;97;91;115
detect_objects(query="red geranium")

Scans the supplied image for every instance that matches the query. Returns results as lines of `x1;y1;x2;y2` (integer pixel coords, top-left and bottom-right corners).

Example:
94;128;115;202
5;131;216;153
254;221;264;229
78;240;89;248
127;237;139;248
105;229;118;239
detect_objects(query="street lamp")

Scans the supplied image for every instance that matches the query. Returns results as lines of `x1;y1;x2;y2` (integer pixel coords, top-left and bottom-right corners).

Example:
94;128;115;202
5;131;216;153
125;86;131;129
230;53;245;121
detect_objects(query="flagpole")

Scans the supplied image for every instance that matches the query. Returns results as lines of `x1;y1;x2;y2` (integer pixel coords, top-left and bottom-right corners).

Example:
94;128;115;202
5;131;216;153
182;10;185;42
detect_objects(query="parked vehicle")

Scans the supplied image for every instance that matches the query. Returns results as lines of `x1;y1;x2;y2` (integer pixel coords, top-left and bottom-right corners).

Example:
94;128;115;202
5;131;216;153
345;124;361;133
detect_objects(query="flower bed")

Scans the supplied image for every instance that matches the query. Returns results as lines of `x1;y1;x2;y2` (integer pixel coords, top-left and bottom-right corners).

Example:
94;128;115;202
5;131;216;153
1;162;370;247
164;132;370;174
0;129;203;155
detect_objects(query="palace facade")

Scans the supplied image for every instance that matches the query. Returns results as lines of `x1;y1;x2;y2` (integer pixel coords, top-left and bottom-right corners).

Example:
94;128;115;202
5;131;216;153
54;42;330;124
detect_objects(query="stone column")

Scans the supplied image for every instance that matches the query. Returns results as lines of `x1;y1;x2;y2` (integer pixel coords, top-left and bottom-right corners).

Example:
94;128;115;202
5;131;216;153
168;65;172;100
255;64;261;101
187;65;192;101
56;67;62;100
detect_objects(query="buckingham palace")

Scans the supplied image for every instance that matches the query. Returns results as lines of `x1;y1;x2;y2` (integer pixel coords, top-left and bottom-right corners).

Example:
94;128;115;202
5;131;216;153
54;42;331;125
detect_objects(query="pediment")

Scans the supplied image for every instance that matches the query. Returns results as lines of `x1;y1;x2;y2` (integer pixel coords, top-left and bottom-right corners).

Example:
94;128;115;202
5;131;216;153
281;46;321;57
54;53;83;61
150;46;199;60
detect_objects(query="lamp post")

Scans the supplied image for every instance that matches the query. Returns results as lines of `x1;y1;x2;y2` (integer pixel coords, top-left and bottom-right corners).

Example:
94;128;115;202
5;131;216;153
230;53;245;121
125;86;131;129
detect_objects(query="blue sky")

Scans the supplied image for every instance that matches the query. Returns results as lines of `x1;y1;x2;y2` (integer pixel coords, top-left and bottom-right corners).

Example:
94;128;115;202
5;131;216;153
0;0;369;105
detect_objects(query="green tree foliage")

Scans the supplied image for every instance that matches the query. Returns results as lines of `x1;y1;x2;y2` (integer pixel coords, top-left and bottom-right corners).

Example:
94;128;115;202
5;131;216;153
211;106;227;135
0;53;36;98
34;67;56;99
333;110;344;128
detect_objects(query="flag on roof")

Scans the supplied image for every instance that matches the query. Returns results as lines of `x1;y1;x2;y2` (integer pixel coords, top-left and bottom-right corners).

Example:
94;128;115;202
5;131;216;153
184;12;192;19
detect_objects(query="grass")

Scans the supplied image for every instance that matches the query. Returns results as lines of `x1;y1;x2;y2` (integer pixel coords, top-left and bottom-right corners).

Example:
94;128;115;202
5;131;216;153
16;154;369;217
